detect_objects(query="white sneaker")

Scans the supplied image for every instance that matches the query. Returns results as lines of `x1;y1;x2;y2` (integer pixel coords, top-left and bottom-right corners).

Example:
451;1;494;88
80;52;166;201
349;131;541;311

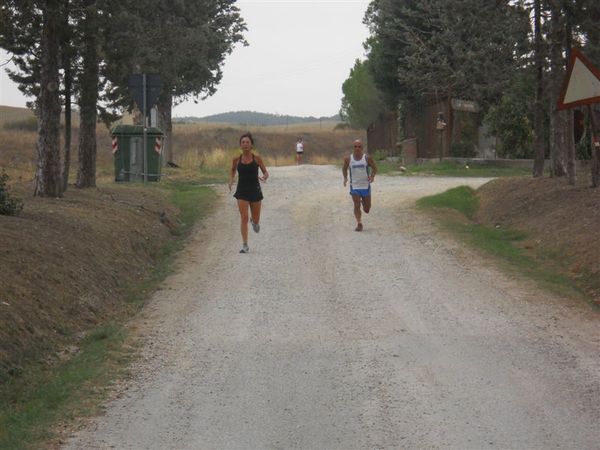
251;220;260;233
240;243;249;253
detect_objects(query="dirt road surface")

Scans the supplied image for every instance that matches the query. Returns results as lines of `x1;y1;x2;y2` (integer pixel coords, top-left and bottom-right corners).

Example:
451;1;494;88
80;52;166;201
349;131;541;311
65;165;600;449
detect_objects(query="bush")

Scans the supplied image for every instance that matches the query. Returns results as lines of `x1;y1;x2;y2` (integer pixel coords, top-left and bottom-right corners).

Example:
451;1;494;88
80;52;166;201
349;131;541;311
334;122;352;130
3;116;38;131
0;172;24;216
372;149;388;161
451;141;477;158
483;71;535;159
576;136;592;160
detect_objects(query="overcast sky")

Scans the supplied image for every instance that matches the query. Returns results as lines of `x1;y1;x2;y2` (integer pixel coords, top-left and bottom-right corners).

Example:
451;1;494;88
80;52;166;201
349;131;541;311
0;0;371;118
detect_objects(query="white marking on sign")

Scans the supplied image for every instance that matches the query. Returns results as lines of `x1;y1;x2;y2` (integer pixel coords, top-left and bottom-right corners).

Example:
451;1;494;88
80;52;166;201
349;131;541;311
564;58;600;104
111;137;118;154
557;48;600;110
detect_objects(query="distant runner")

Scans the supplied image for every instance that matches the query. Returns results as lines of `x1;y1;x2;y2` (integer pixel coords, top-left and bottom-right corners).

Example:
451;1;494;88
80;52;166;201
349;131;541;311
229;132;269;253
342;139;377;231
296;137;304;165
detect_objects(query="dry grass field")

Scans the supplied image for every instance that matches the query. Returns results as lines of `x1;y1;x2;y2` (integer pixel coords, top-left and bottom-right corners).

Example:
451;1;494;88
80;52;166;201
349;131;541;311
172;121;364;168
0;105;36;125
1;106;363;182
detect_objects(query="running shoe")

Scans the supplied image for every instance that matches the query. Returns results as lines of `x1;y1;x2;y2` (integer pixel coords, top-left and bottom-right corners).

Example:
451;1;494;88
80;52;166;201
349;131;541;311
240;243;249;253
251;220;260;233
355;223;363;232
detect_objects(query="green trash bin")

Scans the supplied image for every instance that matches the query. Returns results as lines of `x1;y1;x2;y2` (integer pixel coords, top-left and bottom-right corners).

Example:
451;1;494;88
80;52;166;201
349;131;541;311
111;125;164;182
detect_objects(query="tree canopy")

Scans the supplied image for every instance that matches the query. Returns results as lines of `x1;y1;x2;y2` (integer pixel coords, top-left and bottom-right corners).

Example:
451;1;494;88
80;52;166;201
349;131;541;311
0;0;247;193
363;0;530;107
340;59;387;129
102;0;246;114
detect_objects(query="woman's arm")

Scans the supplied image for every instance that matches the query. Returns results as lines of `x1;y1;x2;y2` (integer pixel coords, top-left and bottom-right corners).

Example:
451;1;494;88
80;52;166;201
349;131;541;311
229;157;238;191
256;155;269;182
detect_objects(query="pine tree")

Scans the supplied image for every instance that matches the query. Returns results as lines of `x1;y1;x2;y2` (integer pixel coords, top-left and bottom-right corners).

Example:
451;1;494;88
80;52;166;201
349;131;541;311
101;0;247;164
75;0;100;188
364;0;529;108
340;59;387;129
35;0;63;197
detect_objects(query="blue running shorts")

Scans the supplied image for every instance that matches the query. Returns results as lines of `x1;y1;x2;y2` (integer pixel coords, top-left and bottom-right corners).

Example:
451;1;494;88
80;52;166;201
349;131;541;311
349;186;371;197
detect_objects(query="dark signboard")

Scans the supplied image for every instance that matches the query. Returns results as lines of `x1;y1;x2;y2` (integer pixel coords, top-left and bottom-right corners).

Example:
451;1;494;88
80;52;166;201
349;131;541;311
127;74;162;112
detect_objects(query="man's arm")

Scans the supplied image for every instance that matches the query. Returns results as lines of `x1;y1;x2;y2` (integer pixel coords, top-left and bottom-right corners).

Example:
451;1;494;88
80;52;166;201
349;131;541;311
342;156;350;186
367;155;377;182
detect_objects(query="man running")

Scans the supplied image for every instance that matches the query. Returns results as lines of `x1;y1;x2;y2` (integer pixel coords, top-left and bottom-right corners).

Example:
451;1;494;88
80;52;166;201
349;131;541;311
342;139;377;231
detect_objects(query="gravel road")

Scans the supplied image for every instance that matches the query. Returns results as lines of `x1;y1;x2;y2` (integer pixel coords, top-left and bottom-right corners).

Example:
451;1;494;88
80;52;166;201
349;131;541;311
66;165;600;450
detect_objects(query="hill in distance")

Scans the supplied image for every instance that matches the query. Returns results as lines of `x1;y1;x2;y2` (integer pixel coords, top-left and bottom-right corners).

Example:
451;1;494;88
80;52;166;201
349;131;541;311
174;110;340;126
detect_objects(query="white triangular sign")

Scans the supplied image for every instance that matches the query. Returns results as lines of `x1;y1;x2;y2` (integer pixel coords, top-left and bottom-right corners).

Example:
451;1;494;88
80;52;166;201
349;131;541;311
557;48;600;110
563;58;600;104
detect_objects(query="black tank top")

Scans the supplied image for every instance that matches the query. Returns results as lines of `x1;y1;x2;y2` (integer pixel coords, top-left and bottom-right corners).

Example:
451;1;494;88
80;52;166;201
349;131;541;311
237;154;259;186
234;154;263;202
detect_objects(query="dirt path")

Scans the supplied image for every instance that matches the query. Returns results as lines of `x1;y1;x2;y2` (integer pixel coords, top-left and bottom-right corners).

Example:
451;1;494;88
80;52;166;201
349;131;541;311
65;165;599;449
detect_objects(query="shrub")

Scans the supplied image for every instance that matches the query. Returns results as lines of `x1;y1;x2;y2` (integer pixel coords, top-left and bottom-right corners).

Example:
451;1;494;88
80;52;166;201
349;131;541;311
4;116;38;131
451;141;477;158
334;122;352;130
576;135;592;160
372;149;388;161
0;172;24;216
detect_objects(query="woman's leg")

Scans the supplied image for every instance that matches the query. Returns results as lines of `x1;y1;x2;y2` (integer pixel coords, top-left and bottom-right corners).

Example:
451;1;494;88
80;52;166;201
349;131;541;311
250;200;262;226
237;200;249;243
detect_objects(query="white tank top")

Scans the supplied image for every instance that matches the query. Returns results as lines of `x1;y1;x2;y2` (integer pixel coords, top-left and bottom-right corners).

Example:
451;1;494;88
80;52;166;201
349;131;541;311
349;153;369;190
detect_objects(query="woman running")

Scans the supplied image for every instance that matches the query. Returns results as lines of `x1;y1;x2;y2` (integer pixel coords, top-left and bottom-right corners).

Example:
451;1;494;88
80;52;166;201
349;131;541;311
229;132;269;253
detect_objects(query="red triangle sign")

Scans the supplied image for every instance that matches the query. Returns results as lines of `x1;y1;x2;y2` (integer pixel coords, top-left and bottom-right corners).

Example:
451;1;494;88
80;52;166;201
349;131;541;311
557;48;600;110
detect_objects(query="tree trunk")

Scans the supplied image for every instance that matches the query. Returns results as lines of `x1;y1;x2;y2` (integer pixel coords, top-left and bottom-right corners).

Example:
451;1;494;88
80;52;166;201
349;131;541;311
532;0;546;177
550;112;569;177
34;0;62;198
158;91;173;164
548;4;567;178
76;3;99;189
62;65;72;191
61;2;73;192
590;106;600;188
564;10;576;185
565;109;576;184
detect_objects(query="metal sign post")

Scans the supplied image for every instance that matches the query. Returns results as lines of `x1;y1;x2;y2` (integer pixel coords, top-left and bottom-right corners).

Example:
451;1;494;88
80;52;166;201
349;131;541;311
589;105;600;187
556;48;600;187
143;74;147;184
127;73;162;184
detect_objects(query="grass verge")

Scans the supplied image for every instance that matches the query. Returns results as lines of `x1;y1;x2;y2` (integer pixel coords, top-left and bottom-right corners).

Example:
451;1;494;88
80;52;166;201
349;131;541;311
416;186;582;298
378;160;531;177
0;325;128;450
0;180;217;450
416;186;479;219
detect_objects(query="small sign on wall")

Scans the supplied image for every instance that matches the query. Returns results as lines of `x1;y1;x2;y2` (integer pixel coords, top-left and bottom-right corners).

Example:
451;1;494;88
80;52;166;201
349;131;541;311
150;107;158;127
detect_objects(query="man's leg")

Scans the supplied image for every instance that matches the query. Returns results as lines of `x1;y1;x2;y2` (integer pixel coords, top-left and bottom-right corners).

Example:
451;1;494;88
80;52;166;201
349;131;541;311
362;195;371;213
352;195;363;231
